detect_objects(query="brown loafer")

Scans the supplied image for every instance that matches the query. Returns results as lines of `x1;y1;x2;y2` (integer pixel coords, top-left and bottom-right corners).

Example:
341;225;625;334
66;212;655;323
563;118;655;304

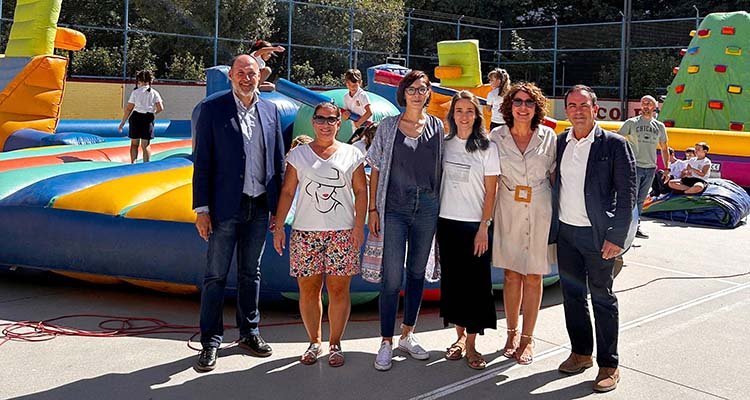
558;352;594;374
593;367;620;392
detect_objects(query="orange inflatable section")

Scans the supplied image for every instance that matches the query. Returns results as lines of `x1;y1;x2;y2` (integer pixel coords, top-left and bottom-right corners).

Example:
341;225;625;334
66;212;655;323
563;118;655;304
54;27;86;51
0;55;67;149
0;139;192;172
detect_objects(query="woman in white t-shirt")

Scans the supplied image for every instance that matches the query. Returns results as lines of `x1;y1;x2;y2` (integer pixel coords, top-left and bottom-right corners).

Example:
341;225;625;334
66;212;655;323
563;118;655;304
118;70;164;163
438;91;500;370
485;68;510;131
273;102;367;368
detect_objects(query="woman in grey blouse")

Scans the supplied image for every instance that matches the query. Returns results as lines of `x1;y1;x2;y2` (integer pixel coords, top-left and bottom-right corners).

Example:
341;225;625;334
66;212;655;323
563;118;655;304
365;70;444;371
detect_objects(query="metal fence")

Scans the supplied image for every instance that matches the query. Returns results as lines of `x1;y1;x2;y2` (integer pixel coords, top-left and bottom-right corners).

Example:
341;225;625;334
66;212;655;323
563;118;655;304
0;0;703;103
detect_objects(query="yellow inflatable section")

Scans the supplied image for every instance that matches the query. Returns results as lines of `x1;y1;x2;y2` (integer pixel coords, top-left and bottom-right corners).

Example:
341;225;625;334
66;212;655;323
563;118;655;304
436;40;482;88
4;0;62;57
124;183;196;223
52;166;193;215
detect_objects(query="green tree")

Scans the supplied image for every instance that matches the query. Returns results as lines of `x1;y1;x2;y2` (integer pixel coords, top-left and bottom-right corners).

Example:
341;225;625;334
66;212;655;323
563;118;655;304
165;51;206;81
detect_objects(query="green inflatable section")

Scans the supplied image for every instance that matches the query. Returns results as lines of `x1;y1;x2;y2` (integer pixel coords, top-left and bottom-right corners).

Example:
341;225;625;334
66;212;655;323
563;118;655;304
4;0;62;57
292;89;400;143
660;11;750;132
437;40;482;88
0;162;121;200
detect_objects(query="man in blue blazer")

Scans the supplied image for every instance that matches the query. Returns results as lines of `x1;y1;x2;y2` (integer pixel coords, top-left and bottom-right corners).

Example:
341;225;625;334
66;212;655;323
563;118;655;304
192;54;285;372
551;85;636;393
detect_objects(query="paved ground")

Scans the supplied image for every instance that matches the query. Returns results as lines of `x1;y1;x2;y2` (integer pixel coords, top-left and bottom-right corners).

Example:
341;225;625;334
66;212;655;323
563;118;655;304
1;218;749;400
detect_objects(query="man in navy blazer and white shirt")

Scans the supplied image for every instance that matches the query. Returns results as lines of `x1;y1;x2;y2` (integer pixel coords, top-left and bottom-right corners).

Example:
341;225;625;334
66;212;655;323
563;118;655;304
551;85;636;393
192;54;285;372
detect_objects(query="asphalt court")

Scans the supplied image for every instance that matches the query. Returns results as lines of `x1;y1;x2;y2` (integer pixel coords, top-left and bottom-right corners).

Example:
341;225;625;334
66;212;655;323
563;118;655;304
1;218;748;400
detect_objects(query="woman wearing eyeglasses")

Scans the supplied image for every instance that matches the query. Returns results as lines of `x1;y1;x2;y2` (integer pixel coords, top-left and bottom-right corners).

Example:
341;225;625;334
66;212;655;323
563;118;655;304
273;102;367;367
364;70;444;371
491;82;556;365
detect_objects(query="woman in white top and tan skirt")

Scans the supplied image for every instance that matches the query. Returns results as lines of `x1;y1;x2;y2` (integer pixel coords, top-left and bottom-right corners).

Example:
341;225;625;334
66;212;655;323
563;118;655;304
491;82;556;365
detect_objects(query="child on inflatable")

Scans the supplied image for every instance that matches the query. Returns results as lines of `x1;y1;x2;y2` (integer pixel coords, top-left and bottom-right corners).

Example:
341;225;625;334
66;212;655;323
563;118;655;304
118;70;164;163
250;39;285;91
341;69;373;136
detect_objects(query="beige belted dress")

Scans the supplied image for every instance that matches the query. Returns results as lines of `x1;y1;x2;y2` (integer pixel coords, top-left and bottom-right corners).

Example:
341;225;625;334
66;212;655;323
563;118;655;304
491;125;557;275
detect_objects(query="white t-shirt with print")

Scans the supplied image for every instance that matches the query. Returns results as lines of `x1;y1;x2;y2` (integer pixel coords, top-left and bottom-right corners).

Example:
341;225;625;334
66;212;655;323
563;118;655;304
286;143;365;231
128;86;163;114
440;137;501;222
343;88;372;121
686;157;711;178
486;87;505;124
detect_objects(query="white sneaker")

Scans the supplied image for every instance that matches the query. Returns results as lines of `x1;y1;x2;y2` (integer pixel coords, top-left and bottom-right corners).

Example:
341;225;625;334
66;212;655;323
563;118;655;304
374;340;393;371
398;332;430;360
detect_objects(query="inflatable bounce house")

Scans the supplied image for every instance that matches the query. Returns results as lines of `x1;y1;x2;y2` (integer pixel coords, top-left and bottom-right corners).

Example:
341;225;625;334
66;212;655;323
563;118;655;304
0;1;561;303
641;11;750;228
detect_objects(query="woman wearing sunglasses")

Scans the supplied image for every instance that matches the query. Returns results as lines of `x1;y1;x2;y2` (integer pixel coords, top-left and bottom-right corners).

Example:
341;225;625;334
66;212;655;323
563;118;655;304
491;82;556;365
439;91;500;370
364;70;444;371
273;102;368;367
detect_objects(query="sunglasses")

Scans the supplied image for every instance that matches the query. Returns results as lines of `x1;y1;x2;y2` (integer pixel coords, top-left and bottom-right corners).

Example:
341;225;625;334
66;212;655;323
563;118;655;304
512;98;536;108
312;115;340;125
405;87;429;95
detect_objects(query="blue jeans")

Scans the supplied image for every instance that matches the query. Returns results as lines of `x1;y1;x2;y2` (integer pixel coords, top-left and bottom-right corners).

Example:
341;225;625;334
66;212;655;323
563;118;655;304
379;189;438;338
557;222;619;368
200;194;269;348
636;167;656;217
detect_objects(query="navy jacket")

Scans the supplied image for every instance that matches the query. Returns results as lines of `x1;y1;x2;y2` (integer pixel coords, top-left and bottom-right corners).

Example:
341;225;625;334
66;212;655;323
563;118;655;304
551;126;637;249
192;90;285;223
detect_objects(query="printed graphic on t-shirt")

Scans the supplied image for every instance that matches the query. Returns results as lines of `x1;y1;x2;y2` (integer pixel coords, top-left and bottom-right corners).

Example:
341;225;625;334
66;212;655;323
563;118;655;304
445;161;471;184
304;167;346;214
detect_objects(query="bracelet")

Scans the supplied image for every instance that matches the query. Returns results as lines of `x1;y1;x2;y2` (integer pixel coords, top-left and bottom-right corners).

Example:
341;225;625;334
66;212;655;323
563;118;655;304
368;208;377;213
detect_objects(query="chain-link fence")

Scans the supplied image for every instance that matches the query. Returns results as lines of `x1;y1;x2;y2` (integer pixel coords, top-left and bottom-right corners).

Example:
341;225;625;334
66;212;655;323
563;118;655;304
0;0;702;102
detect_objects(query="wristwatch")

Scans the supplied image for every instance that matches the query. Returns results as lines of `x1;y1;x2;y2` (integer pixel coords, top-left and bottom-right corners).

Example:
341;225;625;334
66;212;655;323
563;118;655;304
482;218;493;227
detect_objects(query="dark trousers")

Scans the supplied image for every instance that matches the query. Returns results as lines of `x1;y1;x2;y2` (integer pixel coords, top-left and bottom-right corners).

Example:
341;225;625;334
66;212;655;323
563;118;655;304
200;194;269;348
557;222;619;368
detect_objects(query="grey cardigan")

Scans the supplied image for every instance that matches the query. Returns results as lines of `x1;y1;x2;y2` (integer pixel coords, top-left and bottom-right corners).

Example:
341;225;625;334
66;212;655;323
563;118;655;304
362;113;444;283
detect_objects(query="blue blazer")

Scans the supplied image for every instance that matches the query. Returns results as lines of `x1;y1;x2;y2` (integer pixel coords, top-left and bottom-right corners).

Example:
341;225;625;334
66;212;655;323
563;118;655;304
192;90;285;223
550;126;637;249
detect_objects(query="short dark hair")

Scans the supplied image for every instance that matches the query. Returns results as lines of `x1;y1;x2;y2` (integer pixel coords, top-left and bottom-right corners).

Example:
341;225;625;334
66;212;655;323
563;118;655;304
344;69;362;83
564;84;598;107
313;101;341;118
135;70;154;84
250;39;273;52
695;142;710;152
396;70;431;108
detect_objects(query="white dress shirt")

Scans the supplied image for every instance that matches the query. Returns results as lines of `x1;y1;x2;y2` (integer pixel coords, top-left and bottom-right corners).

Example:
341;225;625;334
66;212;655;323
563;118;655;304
559;125;597;227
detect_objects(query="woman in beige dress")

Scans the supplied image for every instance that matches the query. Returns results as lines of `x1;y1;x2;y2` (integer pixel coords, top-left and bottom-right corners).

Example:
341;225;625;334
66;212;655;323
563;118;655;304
490;82;556;365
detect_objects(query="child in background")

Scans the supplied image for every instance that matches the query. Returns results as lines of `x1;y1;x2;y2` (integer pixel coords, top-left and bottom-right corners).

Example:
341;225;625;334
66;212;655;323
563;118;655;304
351;122;377;156
341;69;373;135
485;68;510;131
118;70;164;163
250;39;285;91
668;142;712;194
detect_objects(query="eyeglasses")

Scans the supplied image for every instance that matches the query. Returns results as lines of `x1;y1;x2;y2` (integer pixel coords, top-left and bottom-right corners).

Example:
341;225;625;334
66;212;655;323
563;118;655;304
512;98;536;108
405;87;429;95
312;115;340;125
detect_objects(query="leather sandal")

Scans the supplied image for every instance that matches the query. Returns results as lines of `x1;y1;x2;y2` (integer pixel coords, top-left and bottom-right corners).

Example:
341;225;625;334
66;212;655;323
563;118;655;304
466;351;487;370
445;341;466;360
514;334;534;365
328;344;345;367
502;328;519;358
300;342;322;365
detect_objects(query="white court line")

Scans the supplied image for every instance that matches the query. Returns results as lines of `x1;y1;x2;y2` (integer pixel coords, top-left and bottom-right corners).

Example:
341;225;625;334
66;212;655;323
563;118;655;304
625;260;744;286
409;281;750;400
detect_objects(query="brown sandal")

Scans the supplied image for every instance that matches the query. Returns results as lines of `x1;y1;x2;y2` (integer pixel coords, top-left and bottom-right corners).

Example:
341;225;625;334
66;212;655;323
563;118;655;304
514;334;534;365
466;351;487;370
445;341;466;360
328;344;345;367
502;328;518;358
300;342;322;365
